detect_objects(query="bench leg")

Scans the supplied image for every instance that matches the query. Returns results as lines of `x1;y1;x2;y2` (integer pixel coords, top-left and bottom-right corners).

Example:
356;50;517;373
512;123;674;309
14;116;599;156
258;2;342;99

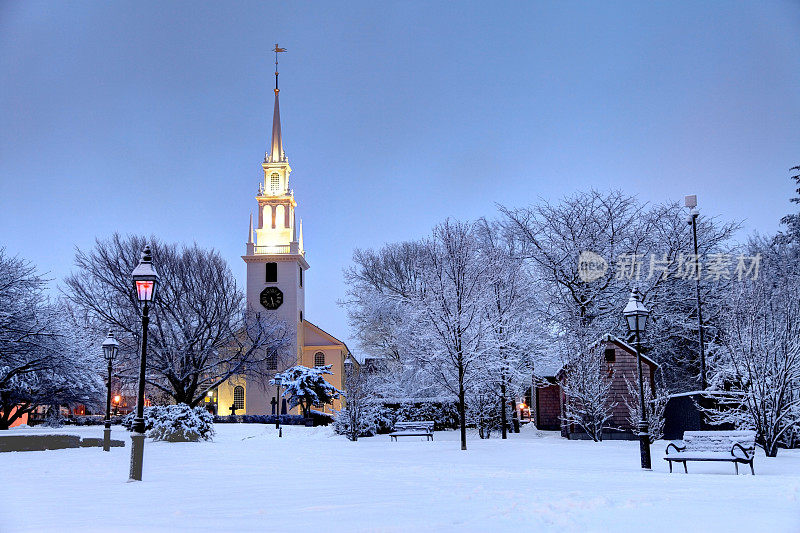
750;461;754;475
735;462;739;475
683;461;688;474
668;461;673;473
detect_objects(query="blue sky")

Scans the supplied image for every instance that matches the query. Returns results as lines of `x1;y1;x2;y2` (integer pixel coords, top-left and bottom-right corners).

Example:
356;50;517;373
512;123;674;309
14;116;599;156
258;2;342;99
1;1;799;351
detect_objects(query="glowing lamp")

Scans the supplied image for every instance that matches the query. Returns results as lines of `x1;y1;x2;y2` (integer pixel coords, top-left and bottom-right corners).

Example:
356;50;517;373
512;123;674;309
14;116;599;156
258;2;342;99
113;395;121;404
131;245;159;303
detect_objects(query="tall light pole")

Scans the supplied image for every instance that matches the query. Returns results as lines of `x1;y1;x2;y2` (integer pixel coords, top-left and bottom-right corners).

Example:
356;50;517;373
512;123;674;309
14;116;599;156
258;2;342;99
685;195;707;390
129;245;159;481
101;330;119;452
623;287;652;470
274;374;282;438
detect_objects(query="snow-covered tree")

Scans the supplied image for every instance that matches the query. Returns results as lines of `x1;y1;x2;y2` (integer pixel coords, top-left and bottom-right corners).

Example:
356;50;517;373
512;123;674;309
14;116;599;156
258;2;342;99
776;165;800;245
407;220;491;450
272;365;342;419
474;218;541;438
64;234;292;407
0;250;104;429
344;220;492;450
623;372;670;443
336;360;376;441
706;237;800;456
559;333;616;441
342;241;439;401
501;190;738;392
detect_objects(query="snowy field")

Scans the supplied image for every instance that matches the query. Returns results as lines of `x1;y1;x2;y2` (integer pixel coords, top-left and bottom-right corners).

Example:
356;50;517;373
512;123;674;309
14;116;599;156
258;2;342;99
1;424;798;533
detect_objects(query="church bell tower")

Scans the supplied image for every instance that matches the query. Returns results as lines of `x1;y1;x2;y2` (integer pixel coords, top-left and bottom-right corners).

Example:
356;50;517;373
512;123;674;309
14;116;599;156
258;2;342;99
243;44;308;381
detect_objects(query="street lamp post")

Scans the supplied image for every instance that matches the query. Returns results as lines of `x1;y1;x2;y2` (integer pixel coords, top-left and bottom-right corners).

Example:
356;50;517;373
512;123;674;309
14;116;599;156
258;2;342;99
101;330;119;452
129;245;159;481
623;287;652;470
274;375;282;438
685;195;707;391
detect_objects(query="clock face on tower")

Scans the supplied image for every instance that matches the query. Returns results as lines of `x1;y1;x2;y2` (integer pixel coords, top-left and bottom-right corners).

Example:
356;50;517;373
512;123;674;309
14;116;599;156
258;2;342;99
260;287;283;310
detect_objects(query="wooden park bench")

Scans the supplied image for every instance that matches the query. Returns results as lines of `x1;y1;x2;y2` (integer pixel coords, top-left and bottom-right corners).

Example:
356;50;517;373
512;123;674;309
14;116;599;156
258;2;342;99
389;421;435;442
664;430;756;475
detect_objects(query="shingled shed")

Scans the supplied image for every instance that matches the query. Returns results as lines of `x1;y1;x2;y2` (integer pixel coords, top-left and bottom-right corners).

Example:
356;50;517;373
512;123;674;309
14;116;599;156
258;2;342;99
533;334;659;440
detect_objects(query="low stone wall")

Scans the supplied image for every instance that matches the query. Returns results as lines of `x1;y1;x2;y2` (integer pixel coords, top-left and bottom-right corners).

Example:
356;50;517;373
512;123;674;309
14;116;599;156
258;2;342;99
0;434;125;452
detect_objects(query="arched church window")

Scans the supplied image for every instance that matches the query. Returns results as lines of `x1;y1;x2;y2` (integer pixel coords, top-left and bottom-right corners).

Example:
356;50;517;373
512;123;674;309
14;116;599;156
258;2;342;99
233;386;245;410
314;351;325;367
270;173;280;193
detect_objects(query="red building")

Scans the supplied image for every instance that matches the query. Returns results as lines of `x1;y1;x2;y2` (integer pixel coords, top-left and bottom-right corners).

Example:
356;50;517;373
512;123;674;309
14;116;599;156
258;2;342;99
533;334;658;439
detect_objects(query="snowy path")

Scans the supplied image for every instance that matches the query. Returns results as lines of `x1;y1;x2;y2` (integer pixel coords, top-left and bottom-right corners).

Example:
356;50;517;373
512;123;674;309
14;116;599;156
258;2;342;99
0;424;798;532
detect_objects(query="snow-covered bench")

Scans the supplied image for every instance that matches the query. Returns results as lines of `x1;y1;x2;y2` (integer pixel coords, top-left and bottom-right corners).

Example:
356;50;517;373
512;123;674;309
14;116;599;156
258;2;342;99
664;430;756;475
390;421;434;442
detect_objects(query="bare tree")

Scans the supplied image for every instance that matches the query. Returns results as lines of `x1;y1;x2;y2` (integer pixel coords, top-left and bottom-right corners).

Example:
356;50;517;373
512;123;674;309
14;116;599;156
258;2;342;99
475;219;541;438
623;372;670;442
559;337;617;442
409;220;490;450
64;234;291;407
707;237;800;456
337;360;375;441
343;221;490;450
501;190;738;392
0;250;103;429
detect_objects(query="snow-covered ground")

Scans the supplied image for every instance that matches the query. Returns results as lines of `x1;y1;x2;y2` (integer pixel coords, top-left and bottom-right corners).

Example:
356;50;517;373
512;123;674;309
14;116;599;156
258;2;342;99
1;424;798;532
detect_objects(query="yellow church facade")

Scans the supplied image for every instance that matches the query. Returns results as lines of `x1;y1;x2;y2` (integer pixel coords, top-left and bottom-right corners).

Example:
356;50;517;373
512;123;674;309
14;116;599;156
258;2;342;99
215;52;351;418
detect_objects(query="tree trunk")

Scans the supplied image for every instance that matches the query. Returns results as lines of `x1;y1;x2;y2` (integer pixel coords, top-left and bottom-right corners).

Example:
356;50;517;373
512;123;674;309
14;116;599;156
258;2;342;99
458;357;467;451
765;441;778;457
500;380;507;440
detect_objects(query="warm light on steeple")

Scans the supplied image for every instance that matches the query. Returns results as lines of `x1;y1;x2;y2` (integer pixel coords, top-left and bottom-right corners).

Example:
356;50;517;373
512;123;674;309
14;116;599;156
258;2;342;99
246;44;303;258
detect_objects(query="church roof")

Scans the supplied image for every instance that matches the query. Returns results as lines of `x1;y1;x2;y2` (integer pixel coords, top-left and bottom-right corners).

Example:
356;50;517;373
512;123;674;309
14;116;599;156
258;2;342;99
302;320;350;354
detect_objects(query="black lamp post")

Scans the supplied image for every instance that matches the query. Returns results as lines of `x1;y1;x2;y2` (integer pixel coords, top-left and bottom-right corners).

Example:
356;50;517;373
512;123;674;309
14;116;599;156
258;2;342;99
274;375;282;438
623;287;652;470
685;195;707;391
101;330;119;452
129;245;158;481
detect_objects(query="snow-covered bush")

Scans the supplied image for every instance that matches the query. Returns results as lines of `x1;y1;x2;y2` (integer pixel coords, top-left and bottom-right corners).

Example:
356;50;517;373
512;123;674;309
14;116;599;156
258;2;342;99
466;389;503;439
333;406;374;439
122;405;215;441
394;400;459;430
42;406;63;428
146;404;215;442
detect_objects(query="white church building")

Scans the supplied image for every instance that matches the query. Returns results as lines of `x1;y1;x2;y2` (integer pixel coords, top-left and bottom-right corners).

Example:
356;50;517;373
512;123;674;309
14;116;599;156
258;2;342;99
215;57;351;418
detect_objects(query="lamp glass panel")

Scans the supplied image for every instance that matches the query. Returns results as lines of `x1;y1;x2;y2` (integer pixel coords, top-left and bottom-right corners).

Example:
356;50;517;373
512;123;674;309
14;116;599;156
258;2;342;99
135;280;154;302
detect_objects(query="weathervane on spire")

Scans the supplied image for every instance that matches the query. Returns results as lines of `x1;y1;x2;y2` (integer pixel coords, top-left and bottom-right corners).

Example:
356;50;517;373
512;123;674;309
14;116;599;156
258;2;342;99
273;43;287;94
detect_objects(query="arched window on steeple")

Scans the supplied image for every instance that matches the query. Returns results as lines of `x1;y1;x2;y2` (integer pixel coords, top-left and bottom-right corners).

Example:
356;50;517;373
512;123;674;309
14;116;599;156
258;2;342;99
270;173;280;193
275;205;285;229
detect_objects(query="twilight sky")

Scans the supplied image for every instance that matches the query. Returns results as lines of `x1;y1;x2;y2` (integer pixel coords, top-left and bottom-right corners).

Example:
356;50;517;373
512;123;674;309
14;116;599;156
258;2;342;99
1;1;799;351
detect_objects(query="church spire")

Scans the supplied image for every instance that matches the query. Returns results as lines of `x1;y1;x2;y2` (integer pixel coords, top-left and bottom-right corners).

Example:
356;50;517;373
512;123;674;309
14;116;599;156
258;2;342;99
267;44;287;163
